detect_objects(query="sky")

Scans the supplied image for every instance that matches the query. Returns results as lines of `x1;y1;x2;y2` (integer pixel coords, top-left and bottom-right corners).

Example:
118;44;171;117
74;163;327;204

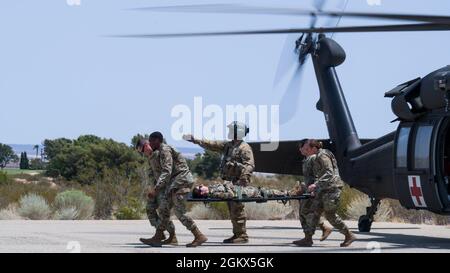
1;0;450;148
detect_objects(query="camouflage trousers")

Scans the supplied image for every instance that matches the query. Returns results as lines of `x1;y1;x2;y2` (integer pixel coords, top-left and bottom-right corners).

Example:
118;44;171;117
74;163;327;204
299;200;326;231
146;189;175;234
227;201;247;237
157;175;197;232
300;188;349;236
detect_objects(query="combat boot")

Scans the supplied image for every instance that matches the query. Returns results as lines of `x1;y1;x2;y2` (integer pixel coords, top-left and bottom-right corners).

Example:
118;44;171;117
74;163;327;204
293;234;313;247
223;233;248;244
140;228;165;247
186;227;208;248
223;234;237;243
162;230;178;245
340;229;356;247
319;224;333;242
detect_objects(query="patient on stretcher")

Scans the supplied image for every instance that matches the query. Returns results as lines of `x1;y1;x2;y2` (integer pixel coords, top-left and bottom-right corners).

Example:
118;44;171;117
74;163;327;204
192;181;304;199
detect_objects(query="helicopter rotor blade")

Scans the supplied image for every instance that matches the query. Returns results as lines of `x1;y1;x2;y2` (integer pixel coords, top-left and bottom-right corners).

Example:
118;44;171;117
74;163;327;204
133;4;450;24
112;23;450;39
274;0;326;112
272;34;299;88
279;61;307;124
310;0;326;27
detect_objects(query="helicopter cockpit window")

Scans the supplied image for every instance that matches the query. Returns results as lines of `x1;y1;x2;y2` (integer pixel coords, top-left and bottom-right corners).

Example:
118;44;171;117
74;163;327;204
396;127;411;168
414;125;433;169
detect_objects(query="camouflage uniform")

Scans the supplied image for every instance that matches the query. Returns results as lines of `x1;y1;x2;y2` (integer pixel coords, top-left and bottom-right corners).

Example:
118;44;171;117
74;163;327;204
303;149;349;236
194;139;255;238
205;181;290;199
154;143;197;232
299;154;326;233
146;149;175;234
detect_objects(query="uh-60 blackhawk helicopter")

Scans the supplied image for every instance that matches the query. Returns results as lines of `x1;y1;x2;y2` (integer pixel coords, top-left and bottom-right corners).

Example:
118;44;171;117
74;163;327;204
117;2;450;232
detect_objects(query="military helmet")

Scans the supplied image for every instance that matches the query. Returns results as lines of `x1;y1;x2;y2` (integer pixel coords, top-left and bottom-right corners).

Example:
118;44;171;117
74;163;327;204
227;121;249;140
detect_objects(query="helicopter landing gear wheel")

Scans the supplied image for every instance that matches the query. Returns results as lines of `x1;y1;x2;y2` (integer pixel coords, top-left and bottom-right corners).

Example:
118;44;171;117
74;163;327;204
357;197;381;232
358;215;373;232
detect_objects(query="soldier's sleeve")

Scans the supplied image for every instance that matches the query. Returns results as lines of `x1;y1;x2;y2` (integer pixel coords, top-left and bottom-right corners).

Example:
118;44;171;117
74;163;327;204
313;154;334;192
193;139;226;153
155;148;173;191
238;144;255;182
148;167;157;187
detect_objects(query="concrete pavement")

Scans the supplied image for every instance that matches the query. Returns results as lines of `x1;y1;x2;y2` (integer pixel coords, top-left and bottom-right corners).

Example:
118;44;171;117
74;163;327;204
0;220;449;253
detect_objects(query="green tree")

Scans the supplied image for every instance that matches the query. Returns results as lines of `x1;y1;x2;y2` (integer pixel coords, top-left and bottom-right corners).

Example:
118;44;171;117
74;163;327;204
188;150;221;179
29;158;44;170
19;152;30;169
131;134;150;148
33;144;39;159
0;143;18;169
43;138;72;160
44;135;144;184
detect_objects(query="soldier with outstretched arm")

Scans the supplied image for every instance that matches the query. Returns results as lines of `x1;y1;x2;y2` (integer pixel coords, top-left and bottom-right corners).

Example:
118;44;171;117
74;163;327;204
184;121;254;244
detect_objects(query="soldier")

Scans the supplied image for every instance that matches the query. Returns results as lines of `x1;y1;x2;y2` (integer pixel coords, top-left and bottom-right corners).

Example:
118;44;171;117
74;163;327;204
136;139;178;246
139;132;208;248
295;139;356;247
192;181;302;199
183;121;255;244
294;140;333;245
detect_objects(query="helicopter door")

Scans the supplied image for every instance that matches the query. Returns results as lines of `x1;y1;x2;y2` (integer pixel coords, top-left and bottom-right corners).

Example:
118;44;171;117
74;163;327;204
409;124;434;208
439;118;450;201
394;121;444;212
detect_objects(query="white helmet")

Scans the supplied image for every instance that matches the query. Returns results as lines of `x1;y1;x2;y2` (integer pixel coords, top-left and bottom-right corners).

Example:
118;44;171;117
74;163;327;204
227;121;249;140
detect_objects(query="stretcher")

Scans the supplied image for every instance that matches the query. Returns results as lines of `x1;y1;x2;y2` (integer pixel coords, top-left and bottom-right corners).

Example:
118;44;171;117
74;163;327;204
187;193;311;204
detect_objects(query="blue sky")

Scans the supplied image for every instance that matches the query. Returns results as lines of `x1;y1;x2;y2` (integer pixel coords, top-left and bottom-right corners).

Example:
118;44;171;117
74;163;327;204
1;0;450;148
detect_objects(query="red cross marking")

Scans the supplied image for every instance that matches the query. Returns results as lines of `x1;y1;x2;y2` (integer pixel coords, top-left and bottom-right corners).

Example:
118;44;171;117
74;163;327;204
410;176;423;206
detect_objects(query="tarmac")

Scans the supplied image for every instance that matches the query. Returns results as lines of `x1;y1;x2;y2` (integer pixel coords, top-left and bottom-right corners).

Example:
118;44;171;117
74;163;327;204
0;220;449;253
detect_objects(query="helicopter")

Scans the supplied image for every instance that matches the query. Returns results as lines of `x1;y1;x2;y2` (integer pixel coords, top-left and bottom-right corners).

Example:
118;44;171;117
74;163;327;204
117;2;450;232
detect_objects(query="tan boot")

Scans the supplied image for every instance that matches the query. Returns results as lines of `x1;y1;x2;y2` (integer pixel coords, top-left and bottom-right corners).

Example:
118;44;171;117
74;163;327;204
140;228;165;247
162;231;178;245
340;229;356;247
293;233;313;247
223;233;248;244
223;234;237;243
186;227;208;248
320;225;333;242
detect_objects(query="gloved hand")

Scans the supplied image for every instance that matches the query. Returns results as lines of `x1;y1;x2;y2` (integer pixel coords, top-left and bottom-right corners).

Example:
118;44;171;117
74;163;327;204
182;134;195;143
308;184;317;197
235;179;248;187
147;189;156;199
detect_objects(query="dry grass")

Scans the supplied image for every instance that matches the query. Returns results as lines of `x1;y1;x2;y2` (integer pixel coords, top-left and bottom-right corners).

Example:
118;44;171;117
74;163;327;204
345;196;393;222
0;204;22;220
244;202;293;220
387;199;449;225
188;204;225;220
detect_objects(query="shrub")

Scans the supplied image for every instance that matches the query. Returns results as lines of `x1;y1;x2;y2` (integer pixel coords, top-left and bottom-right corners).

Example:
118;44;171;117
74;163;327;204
0;181;58;209
387;199;449;225
114;197;145;220
345;196;392;222
0;171;8;185
245;202;292;220
188;204;224;220
17;193;51;220
0;204;22;220
54;190;94;220
337;185;365;219
54;207;79;220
